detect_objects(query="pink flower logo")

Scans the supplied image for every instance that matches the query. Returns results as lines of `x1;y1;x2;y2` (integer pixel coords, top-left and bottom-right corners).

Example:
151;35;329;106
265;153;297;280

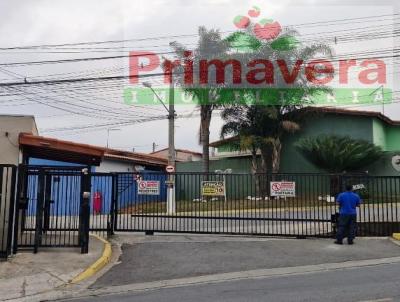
231;6;297;51
254;19;282;41
233;7;282;40
248;6;261;18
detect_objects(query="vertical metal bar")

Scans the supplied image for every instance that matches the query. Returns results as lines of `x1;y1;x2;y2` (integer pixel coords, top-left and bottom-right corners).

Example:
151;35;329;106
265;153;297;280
110;173;117;236
13;165;25;254
79;169;90;254
34;169;45;254
4;166;16;257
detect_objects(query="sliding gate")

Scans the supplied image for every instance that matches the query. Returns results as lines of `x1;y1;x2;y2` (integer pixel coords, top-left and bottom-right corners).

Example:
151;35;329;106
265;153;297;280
112;173;337;238
13;169;399;254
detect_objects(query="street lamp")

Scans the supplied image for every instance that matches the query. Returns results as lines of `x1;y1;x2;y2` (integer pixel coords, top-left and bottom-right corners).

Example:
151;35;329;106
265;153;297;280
142;81;176;214
106;128;121;148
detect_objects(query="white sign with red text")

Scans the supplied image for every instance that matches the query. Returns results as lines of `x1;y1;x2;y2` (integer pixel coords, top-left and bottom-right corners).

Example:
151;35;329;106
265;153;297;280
270;181;296;197
137;180;160;195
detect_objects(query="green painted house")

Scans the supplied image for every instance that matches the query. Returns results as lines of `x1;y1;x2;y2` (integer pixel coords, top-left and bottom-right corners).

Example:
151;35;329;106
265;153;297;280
177;107;400;176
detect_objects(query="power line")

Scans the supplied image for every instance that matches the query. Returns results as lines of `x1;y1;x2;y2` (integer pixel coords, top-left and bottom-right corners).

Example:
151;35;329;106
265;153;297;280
0;13;397;51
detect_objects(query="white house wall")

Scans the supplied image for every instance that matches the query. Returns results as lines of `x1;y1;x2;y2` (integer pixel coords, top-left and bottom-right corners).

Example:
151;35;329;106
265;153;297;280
95;159;135;173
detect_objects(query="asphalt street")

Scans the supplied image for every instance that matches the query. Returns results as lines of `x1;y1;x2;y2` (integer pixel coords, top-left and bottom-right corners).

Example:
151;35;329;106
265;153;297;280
63;262;400;302
55;235;400;302
92;235;400;287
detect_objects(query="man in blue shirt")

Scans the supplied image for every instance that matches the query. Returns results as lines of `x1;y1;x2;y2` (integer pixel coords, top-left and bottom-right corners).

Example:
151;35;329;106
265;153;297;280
335;185;362;245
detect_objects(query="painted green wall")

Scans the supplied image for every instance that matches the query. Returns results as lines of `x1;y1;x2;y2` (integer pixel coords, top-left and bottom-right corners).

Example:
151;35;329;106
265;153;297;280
281;115;373;173
386;126;400;152
177;113;400;176
372;118;386;149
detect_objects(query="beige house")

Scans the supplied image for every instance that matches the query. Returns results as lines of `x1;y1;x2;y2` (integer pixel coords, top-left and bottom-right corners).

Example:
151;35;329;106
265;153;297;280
150;148;202;162
0;115;38;165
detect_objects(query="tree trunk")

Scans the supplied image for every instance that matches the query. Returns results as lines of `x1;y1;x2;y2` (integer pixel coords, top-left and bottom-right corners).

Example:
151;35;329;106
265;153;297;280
259;145;272;197
259;145;270;174
250;148;261;197
200;106;212;173
271;138;282;174
202;132;210;173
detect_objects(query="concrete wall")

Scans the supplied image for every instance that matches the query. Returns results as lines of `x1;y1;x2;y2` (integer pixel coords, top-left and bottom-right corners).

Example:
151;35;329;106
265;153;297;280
0;115;38;165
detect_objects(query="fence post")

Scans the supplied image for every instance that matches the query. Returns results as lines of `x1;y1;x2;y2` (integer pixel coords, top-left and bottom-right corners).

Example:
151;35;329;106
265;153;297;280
34;168;45;254
6;166;17;257
109;173;117;236
79;168;91;254
13;165;26;254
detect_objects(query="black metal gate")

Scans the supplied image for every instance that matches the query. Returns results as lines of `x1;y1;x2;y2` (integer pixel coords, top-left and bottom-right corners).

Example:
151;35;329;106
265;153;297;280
11;169;400;254
110;172;337;238
0;165;17;259
102;172;400;238
14;166;90;253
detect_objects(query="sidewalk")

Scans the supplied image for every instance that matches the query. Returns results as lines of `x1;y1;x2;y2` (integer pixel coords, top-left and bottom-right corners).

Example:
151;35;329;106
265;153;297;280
0;235;105;301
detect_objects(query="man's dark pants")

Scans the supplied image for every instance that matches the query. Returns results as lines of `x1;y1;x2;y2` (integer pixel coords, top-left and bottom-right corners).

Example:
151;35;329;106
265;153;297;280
336;214;357;243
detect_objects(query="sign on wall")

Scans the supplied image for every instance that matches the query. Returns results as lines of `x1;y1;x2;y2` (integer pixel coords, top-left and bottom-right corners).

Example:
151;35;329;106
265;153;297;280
137;180;160;195
201;181;225;196
270;181;296;197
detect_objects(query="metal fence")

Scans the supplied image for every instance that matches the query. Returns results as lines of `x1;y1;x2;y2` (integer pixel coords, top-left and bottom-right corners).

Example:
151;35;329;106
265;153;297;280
88;172;400;238
0;165;17;259
112;173;335;237
6;169;400;257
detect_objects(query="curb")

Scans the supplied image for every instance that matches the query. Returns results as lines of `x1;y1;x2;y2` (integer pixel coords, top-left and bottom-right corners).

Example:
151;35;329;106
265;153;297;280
70;234;112;284
393;233;400;241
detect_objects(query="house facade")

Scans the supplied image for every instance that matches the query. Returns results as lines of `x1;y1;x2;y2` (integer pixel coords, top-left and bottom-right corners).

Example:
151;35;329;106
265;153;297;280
150;148;202;162
177;108;400;176
0;115;38;165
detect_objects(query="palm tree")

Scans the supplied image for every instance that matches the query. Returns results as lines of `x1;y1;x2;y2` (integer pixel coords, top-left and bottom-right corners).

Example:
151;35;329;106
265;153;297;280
221;105;302;174
170;27;230;173
220;25;333;174
295;135;385;173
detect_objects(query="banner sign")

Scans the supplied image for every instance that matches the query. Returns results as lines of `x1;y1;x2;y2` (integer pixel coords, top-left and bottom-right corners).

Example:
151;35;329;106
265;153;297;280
201;181;225;196
137;180;160;195
270;181;296;197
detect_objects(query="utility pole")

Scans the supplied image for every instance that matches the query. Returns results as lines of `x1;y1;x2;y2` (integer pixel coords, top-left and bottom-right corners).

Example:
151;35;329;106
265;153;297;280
168;82;175;167
152;142;157;153
167;82;176;214
143;81;176;214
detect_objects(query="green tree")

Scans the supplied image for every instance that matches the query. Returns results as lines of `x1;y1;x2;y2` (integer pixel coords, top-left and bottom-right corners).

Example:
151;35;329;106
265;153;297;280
295;135;385;173
221;105;302;196
220;25;332;174
221;105;302;174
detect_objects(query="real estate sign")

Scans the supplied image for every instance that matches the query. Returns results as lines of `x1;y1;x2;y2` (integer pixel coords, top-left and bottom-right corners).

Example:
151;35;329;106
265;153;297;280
137;180;160;195
201;181;225;196
270;181;296;197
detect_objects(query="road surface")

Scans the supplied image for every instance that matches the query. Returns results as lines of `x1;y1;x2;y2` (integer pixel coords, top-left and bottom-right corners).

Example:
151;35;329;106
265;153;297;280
62;262;400;302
